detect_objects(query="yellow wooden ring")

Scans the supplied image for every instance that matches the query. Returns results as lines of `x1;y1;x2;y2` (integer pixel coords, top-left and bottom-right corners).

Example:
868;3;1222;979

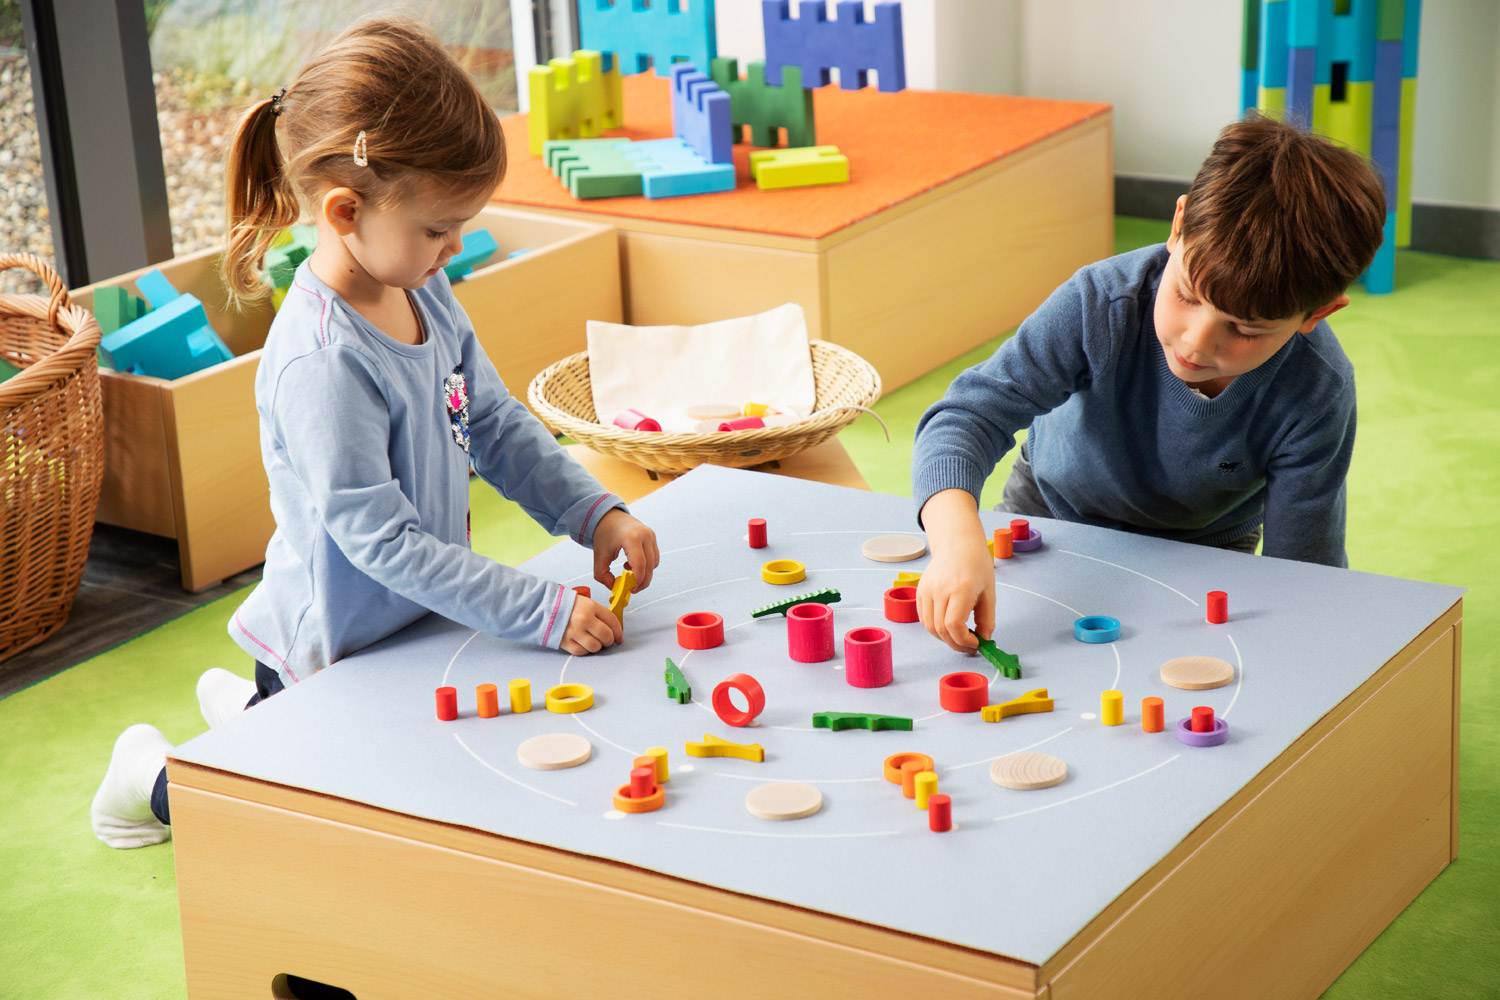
545;683;595;713
761;559;806;585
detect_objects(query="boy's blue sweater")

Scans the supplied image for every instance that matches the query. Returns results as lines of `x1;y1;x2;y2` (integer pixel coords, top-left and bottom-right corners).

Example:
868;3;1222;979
912;244;1356;567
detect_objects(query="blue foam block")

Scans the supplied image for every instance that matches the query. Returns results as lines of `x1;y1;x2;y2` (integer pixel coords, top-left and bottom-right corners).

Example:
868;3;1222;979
1371;125;1399;210
1258;0;1289;89
578;0;717;76
134;268;180;309
1373;39;1403;128
443;229;499;281
762;0;906;92
616;138;735;199
1286;45;1317;126
670;63;733;165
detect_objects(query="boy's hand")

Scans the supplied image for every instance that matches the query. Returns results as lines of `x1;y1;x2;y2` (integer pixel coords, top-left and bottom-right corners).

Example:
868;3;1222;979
915;488;995;653
592;509;660;592
560;597;623;656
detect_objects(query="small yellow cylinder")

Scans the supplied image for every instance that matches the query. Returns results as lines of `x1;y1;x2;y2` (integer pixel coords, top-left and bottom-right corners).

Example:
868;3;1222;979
915;770;939;809
645;746;669;783
509;679;532;713
1101;689;1123;726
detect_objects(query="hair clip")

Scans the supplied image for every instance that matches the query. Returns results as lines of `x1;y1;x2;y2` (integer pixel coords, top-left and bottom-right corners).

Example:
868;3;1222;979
353;130;369;167
268;87;287;117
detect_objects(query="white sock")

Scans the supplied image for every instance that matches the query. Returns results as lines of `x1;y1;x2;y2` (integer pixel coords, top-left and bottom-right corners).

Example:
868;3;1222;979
197;667;257;729
91;724;172;849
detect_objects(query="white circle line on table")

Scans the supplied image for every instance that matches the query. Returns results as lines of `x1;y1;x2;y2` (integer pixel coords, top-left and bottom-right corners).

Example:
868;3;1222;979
561;542;716;586
1221;634;1245;717
790;530;923;536
441;629;483;688
567;710;641;759
994;581;1083;618
1109;643;1122;690
947;726;1074;771
632;577;754;612
452;732;578;807
656;821;902;839
1050;548;1199;607
713;772;883;783
990;754;1181;822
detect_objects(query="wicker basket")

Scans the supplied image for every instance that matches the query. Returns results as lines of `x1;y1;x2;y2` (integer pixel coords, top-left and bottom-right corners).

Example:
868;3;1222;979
528;339;882;475
0;255;105;663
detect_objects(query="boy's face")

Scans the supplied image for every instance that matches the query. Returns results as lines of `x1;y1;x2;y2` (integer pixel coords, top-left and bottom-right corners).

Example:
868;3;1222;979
1156;198;1347;395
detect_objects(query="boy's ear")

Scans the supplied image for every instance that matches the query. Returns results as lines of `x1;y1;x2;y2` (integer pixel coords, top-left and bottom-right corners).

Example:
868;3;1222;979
1167;195;1187;249
320;187;362;236
1296;294;1350;334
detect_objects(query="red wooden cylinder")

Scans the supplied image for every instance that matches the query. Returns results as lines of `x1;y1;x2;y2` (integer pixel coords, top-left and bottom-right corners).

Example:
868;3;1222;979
787;603;835;662
676;612;725;649
748;518;767;548
1010;518;1030;541
629;765;656;799
1206;590;1228;624
844;627;893;688
939;672;989;713
928;793;953;832
883;586;919;623
612;409;662;432
1192;706;1216;733
435;686;458;721
718;416;765;431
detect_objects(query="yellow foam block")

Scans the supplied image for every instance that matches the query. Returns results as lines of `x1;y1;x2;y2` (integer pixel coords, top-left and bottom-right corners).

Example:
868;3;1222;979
749;145;850;191
527;50;623;155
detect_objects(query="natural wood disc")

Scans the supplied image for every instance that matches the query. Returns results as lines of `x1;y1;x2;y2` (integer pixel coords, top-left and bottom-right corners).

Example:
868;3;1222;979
686;402;741;420
516;733;592;771
861;534;928;563
745;781;823;820
989;752;1068;790
1160;655;1235;690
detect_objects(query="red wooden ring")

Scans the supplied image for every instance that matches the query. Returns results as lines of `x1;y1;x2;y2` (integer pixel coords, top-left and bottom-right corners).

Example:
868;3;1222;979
612;409;661;432
676;612;725;649
712;673;766;727
883;586;919;623
939;672;989;713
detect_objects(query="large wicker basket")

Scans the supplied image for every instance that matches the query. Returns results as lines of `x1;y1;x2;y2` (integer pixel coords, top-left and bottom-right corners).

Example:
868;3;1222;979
528;339;882;475
0;255;105;663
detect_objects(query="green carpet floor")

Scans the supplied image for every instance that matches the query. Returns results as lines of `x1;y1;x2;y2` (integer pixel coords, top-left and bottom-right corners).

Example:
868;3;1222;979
2;218;1496;997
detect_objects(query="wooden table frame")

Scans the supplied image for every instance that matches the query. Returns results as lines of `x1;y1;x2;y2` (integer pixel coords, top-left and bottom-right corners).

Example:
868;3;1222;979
168;600;1461;999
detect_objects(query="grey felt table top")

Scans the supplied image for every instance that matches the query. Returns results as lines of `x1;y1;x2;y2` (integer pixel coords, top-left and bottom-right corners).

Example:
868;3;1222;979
174;465;1464;965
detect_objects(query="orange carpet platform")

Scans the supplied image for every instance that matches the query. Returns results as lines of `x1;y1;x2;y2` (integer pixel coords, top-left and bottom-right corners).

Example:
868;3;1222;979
495;74;1113;390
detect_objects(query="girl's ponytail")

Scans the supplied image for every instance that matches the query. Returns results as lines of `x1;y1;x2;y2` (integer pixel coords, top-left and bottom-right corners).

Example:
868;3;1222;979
222;94;300;304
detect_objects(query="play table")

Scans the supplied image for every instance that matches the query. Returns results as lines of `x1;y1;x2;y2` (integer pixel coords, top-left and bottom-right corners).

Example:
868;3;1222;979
494;75;1113;392
168;467;1463;999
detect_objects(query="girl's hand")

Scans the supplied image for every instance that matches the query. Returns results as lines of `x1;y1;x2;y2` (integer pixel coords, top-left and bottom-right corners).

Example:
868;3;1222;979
592;510;660;592
561;597;623;656
916;539;996;654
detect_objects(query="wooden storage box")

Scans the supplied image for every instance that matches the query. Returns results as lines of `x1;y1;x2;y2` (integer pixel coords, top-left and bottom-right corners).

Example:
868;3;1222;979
71;208;621;591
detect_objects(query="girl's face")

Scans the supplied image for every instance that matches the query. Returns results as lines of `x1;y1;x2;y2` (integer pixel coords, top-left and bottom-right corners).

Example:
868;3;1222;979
322;180;494;292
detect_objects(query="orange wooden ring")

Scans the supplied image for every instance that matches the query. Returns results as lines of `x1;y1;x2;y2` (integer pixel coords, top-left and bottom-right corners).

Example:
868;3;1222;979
613;782;665;813
883;751;935;785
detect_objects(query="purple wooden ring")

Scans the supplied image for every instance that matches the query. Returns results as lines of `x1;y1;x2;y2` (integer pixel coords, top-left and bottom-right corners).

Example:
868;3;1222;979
1012;527;1043;552
1175;716;1229;747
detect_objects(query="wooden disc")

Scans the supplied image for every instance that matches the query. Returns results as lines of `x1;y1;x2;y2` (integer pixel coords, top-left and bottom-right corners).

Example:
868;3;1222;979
516;732;592;771
1160;655;1235;690
687;402;741;420
745;781;823;821
861;534;928;563
989;753;1067;790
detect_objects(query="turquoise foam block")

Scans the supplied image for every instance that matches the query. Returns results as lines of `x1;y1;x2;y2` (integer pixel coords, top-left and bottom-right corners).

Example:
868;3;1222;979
443;229;499;281
1258;0;1289;88
617;138;735;199
1363;211;1397;294
578;0;717;76
133;268;179;309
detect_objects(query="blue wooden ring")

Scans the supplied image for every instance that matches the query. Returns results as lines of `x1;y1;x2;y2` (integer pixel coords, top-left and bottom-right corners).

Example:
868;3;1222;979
1073;615;1121;643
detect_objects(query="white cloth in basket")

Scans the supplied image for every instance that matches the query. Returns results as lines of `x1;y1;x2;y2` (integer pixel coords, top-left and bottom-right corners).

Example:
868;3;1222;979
585;303;817;434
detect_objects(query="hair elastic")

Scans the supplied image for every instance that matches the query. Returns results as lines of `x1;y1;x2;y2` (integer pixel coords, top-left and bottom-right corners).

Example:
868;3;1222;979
268;87;287;117
353;130;369;167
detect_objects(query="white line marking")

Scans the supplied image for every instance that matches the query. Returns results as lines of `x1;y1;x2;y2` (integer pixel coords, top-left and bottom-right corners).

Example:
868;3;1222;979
1222;634;1244;717
442;631;482;687
453;733;577;806
568;711;640;758
657;821;902;839
946;726;1074;771
712;772;882;783
991;754;1180;821
1110;643;1122;690
633;578;753;611
1051;548;1199;606
790;530;920;536
995;582;1083;618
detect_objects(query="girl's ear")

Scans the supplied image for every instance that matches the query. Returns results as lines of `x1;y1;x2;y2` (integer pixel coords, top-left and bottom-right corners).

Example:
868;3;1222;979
321;187;362;235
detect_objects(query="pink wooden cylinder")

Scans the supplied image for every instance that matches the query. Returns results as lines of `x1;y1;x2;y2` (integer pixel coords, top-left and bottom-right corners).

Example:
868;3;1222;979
787;603;834;663
843;626;893;688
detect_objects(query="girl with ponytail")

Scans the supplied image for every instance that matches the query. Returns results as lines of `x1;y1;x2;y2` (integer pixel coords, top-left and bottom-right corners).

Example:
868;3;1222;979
92;14;659;850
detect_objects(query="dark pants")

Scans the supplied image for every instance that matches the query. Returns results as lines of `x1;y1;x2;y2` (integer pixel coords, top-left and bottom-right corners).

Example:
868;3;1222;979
999;444;1263;556
148;662;282;825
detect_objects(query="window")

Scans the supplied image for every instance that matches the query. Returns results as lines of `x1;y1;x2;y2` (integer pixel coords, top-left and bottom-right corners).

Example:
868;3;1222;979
1;7;52;295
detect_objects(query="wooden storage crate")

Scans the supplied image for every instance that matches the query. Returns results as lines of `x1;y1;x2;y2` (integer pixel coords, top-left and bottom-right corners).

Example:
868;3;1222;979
70;208;621;591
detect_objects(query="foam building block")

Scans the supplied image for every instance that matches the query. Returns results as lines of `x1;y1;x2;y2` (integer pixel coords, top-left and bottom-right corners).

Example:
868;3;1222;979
99;293;233;380
265;225;317;289
527;50;624;156
617;138;735;199
749;145;849;190
442;229;499;281
669;63;732;164
544;138;645;199
133;268;180;309
709;58;816;148
761;0;906;93
91;286;149;336
578;0;718;76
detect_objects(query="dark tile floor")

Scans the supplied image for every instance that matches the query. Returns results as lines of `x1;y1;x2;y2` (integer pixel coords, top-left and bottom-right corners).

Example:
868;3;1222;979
0;524;263;700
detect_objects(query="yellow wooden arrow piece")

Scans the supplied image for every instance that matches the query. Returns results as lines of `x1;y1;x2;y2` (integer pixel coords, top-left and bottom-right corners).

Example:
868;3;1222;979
981;688;1055;723
684;733;765;762
608;569;635;624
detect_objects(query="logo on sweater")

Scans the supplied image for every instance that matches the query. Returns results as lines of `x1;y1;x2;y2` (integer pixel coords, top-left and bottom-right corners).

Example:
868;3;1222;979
444;367;470;453
1218;461;1243;475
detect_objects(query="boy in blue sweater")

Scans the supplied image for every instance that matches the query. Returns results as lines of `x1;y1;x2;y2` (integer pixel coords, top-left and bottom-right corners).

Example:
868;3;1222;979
911;113;1388;652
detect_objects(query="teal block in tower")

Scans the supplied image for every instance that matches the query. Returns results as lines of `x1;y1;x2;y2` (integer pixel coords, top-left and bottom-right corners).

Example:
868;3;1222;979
578;0;717;76
1259;0;1289;89
1362;210;1396;293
